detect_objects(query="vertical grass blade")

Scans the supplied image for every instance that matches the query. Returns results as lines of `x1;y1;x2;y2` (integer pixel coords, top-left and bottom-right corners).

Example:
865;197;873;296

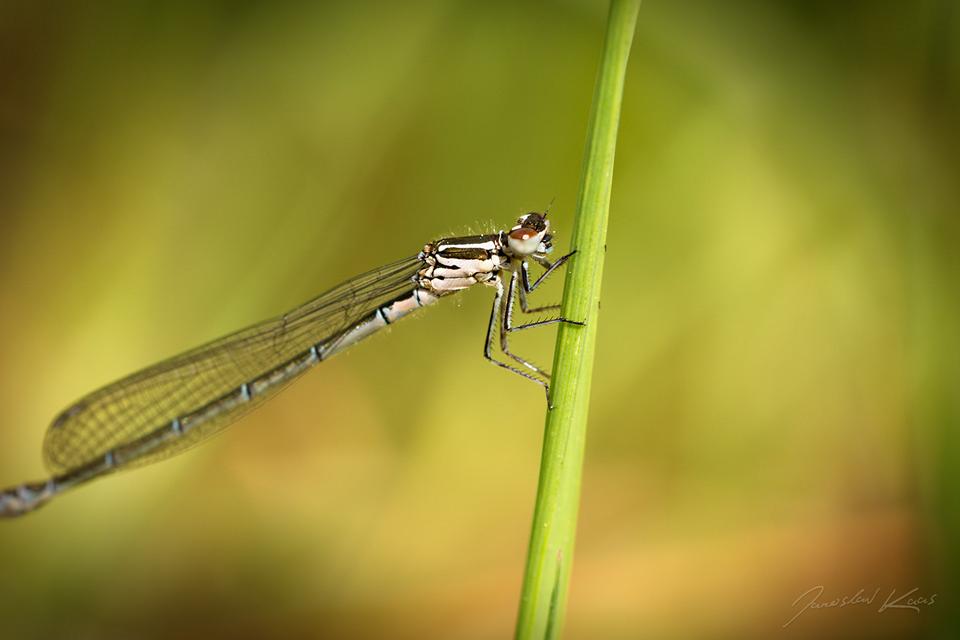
514;1;640;638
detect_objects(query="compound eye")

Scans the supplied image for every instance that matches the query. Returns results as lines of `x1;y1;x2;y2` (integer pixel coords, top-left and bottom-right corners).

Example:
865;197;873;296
507;226;546;256
509;228;538;241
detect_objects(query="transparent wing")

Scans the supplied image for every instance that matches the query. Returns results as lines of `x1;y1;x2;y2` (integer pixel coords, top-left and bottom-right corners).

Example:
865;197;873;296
42;256;422;473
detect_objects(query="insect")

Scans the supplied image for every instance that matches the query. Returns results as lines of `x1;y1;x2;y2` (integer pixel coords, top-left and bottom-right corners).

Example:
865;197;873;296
0;212;581;517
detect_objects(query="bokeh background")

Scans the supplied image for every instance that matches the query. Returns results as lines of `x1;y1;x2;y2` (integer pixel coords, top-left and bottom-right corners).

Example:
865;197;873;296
1;1;957;638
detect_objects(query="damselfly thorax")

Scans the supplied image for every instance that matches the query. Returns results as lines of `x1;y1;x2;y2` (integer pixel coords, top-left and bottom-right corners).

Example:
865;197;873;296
0;212;581;517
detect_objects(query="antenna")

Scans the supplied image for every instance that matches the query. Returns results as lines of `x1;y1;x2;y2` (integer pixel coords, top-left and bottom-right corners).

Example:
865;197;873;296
543;196;556;218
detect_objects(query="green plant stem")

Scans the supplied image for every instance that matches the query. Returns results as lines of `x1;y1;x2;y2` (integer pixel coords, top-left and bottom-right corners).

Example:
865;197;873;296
514;1;640;638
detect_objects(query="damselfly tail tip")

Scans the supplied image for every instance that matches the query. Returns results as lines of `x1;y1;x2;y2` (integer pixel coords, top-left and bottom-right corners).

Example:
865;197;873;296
0;479;55;518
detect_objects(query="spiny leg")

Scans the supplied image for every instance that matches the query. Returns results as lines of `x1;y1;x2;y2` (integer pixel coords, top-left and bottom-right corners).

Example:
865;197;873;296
511;258;586;333
518;250;576;313
500;270;585;378
500;271;552;379
482;275;551;404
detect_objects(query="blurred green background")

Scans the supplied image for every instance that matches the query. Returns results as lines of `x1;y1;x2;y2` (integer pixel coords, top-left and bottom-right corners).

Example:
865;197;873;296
1;1;957;638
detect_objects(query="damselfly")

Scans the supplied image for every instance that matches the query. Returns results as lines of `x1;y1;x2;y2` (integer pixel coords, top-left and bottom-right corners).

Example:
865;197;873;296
0;212;581;517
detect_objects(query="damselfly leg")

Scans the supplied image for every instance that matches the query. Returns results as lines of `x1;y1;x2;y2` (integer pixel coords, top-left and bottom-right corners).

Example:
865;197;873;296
483;251;584;406
483;277;550;400
502;257;584;374
517;250;577;313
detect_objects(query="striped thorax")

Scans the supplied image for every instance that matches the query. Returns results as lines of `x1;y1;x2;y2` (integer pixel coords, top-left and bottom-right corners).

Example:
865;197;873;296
418;212;554;295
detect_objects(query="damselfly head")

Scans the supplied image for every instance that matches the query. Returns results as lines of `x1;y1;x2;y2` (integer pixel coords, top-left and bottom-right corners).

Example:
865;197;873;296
507;212;552;256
